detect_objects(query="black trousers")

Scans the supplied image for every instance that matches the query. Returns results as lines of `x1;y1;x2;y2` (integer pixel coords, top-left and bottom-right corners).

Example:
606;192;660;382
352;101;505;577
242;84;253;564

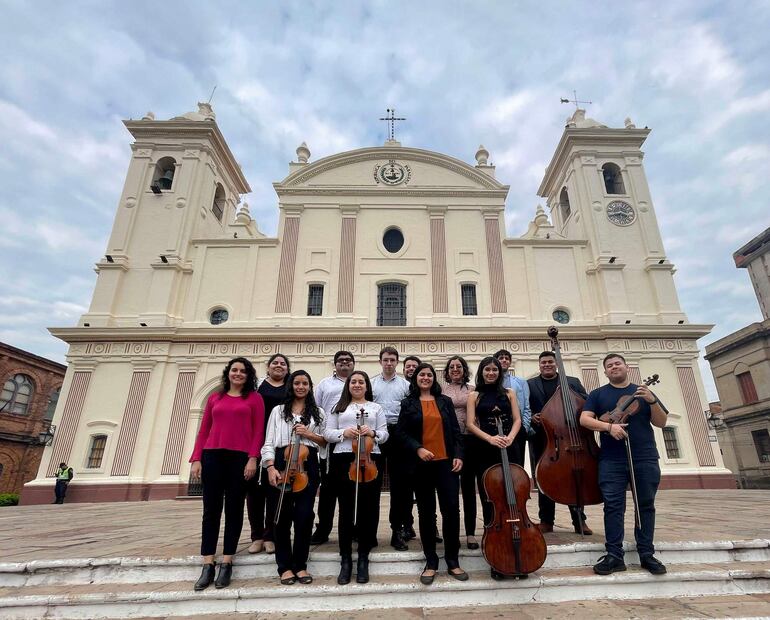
414;459;461;569
333;452;382;557
200;449;248;556
460;435;478;536
314;456;338;538
274;449;320;575
476;441;522;526
54;480;69;503
529;425;586;526
246;469;276;542
381;423;414;532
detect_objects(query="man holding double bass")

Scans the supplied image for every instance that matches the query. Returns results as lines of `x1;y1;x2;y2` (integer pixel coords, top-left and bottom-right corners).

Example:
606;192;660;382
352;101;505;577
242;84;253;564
528;351;592;535
580;353;668;576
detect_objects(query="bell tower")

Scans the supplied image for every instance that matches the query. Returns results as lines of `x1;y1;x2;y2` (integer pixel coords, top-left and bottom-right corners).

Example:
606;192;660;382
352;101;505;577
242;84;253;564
81;104;251;328
537;109;686;325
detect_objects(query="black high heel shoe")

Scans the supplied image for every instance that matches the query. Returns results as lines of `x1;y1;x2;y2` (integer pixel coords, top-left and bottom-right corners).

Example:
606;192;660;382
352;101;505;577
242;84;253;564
194;562;216;591
214;562;232;589
338;555;353;585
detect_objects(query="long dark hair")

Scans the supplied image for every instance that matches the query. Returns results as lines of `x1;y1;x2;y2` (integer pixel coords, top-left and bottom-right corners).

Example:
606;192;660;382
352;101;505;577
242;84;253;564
334;370;374;413
266;353;291;380
443;355;471;385
281;370;321;425
474;356;506;397
220;357;258;398
408;362;443;398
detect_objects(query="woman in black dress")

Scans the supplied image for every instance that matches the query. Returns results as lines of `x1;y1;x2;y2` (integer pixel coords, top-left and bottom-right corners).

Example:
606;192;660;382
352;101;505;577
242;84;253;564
248;353;290;555
465;356;522;579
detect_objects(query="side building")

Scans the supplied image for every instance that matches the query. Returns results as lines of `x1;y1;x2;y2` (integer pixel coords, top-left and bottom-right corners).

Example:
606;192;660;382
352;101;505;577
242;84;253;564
22;104;732;503
705;227;770;488
0;342;65;495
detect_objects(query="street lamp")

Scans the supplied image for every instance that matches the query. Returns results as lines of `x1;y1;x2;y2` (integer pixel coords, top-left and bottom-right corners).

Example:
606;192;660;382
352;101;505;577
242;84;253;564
705;410;724;430
37;424;56;446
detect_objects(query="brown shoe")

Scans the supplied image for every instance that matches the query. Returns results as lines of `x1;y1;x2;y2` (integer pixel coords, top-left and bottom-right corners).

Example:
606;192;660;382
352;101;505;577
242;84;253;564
574;522;593;535
538;522;553;533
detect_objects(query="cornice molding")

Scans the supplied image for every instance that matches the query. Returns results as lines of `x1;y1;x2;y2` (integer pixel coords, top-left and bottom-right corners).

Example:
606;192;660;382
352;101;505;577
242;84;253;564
276;146;509;192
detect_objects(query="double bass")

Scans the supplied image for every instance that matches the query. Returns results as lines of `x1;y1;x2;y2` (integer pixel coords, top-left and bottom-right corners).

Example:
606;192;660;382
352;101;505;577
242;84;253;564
535;326;603;527
481;413;547;576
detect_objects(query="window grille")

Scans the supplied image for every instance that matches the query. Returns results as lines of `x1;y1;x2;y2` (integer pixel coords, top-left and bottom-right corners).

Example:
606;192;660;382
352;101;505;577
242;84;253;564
663;426;680;459
461;284;478;316
307;284;324;316
87;435;107;468
377;283;406;326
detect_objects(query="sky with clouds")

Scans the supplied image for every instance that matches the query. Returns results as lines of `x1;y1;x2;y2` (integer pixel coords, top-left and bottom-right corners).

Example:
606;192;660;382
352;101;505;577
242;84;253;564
1;0;768;399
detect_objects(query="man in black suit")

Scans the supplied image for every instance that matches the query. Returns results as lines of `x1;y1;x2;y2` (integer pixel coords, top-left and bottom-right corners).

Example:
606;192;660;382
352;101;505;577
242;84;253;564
528;351;592;534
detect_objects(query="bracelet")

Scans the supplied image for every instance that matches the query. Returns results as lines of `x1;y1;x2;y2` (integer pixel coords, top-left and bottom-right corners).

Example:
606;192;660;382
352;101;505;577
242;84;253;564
267;464;275;470
372;430;378;440
607;422;613;434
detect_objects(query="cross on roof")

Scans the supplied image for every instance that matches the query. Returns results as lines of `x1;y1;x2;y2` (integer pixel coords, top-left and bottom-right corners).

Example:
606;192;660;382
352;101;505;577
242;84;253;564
380;108;406;142
560;90;592;110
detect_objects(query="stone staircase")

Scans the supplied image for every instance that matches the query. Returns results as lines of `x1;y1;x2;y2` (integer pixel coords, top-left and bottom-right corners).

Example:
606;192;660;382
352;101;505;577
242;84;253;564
1;539;769;618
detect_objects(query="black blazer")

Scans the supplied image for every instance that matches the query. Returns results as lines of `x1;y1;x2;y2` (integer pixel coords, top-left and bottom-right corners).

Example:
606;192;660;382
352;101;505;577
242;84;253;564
395;394;464;474
527;375;588;415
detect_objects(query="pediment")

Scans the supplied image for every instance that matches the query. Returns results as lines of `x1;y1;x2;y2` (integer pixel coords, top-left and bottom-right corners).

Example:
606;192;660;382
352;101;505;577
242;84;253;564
276;146;507;193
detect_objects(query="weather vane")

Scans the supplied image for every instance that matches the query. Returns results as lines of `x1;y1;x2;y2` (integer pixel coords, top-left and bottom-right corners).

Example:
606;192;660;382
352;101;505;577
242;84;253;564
380;108;406;141
560;90;592;110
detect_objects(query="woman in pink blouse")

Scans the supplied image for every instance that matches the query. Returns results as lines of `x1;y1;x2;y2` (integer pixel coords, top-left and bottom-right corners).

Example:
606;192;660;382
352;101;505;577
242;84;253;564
442;356;479;550
189;357;265;591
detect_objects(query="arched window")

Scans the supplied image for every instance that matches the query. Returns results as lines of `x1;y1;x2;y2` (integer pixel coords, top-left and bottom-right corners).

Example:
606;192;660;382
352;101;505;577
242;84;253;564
0;374;34;415
150;157;176;192
559;187;571;223
212;184;226;222
45;387;60;421
602;163;625;194
377;283;406;326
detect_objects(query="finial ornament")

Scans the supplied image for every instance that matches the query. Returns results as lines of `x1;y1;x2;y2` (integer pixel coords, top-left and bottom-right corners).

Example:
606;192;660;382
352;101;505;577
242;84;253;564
236;202;252;224
624;117;636;129
475;145;489;166
380;108;406;143
197;102;216;120
142;111;155;121
296;142;311;163
534;204;549;226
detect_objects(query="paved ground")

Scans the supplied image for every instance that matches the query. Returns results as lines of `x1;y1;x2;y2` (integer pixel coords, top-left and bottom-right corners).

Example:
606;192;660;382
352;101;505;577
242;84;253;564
2;489;769;562
123;593;770;619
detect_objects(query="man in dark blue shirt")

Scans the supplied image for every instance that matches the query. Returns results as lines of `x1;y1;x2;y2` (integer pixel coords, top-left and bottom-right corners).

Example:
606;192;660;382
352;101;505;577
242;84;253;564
580;353;668;576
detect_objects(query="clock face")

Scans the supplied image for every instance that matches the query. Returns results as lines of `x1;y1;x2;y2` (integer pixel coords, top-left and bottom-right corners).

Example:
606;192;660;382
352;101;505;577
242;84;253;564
374;160;411;185
606;201;636;226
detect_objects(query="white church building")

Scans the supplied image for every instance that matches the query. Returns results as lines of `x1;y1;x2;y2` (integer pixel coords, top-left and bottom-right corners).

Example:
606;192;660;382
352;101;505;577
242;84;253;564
22;103;733;503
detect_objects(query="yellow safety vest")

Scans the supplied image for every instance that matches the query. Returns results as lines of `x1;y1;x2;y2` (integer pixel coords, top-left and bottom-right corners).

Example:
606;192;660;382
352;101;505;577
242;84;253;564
57;468;71;481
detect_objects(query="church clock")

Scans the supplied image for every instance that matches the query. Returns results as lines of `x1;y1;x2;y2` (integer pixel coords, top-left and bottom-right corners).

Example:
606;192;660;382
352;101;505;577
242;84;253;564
606;200;636;226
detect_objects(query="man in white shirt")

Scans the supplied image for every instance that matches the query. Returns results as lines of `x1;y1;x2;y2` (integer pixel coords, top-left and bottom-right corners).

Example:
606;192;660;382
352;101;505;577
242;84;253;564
372;346;411;550
310;350;355;545
495;349;532;468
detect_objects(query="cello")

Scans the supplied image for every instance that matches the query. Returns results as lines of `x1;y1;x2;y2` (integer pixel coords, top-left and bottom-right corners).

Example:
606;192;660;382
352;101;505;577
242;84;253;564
535;326;603;527
481;413;547;577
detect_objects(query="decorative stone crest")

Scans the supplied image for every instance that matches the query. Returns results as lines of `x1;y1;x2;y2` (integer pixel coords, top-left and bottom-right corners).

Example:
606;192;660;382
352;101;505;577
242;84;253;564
374;160;411;186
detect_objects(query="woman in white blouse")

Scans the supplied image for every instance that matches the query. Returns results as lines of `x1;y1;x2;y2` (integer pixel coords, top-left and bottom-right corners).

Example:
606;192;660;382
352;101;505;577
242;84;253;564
262;370;326;585
324;370;388;586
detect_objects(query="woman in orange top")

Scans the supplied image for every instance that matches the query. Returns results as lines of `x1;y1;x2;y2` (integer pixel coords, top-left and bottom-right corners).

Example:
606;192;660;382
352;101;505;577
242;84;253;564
395;362;466;585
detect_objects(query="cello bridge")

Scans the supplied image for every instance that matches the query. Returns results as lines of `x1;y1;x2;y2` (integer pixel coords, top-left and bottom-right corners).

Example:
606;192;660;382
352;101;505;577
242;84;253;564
505;518;521;523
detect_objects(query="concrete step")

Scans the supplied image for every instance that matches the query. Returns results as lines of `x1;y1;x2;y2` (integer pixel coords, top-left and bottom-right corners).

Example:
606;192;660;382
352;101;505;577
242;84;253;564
1;538;768;587
1;562;769;619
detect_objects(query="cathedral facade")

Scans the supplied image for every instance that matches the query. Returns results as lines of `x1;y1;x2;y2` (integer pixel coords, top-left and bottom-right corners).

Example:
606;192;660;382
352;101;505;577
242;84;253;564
22;104;733;503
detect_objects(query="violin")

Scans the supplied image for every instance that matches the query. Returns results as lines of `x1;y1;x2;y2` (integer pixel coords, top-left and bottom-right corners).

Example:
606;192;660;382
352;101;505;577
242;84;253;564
535;326;602;514
274;424;310;524
599;375;660;424
349;407;378;527
481;414;547;576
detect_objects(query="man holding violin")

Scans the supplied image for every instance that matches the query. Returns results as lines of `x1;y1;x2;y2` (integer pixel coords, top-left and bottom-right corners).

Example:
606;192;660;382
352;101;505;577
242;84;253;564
580;353;669;576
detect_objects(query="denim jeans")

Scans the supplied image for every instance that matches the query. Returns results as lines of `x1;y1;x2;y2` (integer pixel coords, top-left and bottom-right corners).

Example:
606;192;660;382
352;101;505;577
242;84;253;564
598;458;660;560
